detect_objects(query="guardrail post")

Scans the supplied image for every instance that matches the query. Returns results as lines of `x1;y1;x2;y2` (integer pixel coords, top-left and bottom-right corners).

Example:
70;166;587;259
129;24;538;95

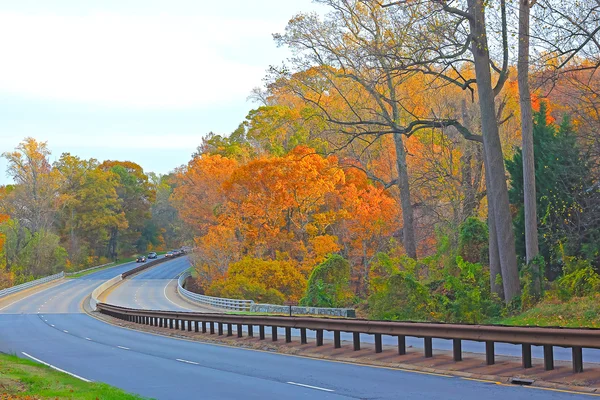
188;321;192;332
424;337;433;358
247;324;253;337
259;325;265;340
453;339;462;361
210;322;215;334
353;332;360;351
522;344;532;368
285;327;292;343
271;326;278;341
301;328;307;344
375;333;382;353
334;331;341;348
169;319;174;329
202;322;207;333
544;345;554;370
398;335;406;355
572;346;583;373
237;324;243;338
227;324;233;336
485;341;495;365
316;329;324;346
181;320;185;331
195;321;199;332
218;322;224;336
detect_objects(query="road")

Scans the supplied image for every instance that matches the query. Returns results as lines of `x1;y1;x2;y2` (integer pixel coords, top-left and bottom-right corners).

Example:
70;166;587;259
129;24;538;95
103;256;600;363
105;256;216;312
0;259;593;399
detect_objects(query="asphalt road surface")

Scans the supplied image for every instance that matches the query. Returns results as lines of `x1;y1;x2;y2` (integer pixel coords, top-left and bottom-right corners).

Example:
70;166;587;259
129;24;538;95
0;259;594;399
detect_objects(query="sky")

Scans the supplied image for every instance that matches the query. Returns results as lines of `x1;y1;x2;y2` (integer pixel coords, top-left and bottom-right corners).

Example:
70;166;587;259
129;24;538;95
0;0;327;184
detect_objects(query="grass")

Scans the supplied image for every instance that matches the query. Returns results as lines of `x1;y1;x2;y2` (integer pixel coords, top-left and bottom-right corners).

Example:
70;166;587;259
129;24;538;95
0;352;148;399
496;294;600;328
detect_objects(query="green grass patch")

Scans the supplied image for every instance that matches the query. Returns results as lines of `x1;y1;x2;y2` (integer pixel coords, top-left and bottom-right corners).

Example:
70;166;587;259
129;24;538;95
495;294;600;328
0;352;148;399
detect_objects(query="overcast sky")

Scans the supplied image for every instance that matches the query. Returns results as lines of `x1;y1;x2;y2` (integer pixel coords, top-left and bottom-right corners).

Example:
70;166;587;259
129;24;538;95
0;0;326;184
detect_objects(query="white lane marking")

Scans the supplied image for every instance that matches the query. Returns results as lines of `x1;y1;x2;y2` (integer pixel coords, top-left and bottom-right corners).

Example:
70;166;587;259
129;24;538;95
163;276;196;311
117;346;130;350
176;358;199;365
286;382;334;392
0;280;68;311
22;352;92;382
50;324;55;327
63;330;69;333
85;337;92;341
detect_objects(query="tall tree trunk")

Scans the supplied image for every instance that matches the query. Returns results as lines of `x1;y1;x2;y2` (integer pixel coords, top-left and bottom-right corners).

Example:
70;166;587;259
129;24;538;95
484;147;504;298
518;0;541;294
467;0;521;302
393;132;418;259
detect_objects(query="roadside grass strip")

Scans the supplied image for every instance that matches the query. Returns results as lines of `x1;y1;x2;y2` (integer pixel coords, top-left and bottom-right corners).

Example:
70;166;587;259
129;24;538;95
0;352;146;399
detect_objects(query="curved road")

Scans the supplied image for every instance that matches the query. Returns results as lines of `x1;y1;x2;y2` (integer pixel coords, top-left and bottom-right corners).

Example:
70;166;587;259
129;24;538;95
0;260;593;399
105;256;215;312
110;258;600;364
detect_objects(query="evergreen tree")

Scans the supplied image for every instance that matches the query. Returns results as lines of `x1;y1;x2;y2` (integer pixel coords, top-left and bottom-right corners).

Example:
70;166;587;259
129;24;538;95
507;103;599;278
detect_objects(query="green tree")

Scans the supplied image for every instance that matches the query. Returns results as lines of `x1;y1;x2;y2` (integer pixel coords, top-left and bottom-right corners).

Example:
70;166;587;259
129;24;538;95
507;104;599;277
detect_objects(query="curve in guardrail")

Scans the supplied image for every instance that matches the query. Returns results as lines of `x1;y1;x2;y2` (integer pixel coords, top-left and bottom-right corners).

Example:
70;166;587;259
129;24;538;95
64;262;113;277
97;302;600;374
178;271;254;311
0;272;65;299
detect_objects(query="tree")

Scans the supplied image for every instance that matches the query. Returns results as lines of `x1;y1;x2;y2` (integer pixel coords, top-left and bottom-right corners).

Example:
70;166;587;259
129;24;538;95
518;0;541;299
272;2;475;259
507;104;600;276
381;0;521;302
99;161;155;258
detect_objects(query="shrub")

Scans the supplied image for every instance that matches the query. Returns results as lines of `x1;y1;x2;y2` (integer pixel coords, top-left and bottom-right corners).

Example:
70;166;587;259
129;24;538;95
441;257;501;323
557;256;600;299
458;217;488;264
300;254;353;307
368;270;436;321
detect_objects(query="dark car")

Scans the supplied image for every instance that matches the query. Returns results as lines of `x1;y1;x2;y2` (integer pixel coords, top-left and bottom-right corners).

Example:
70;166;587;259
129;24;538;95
136;255;147;263
147;252;157;259
172;249;181;257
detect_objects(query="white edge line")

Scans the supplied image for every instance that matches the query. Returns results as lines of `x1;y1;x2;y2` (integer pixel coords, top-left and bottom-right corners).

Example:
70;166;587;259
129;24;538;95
85;337;92;341
50;324;55;327
63;330;69;333
163;276;195;311
22;352;92;382
176;358;200;365
117;346;130;350
286;382;334;392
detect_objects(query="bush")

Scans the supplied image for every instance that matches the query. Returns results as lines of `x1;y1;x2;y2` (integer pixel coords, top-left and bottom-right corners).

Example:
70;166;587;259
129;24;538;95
441;257;501;323
300;254;353;307
458;217;488;264
368;270;436;321
207;257;306;304
557;256;600;299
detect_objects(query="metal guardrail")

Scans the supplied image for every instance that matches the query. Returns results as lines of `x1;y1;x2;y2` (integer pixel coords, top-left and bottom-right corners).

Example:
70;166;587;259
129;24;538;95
97;302;600;374
0;272;65;299
178;272;254;311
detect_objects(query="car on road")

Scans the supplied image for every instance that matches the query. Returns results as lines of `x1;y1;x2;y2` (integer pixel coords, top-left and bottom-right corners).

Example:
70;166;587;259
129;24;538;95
147;252;157;259
165;251;174;258
172;249;181;257
136;255;147;263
